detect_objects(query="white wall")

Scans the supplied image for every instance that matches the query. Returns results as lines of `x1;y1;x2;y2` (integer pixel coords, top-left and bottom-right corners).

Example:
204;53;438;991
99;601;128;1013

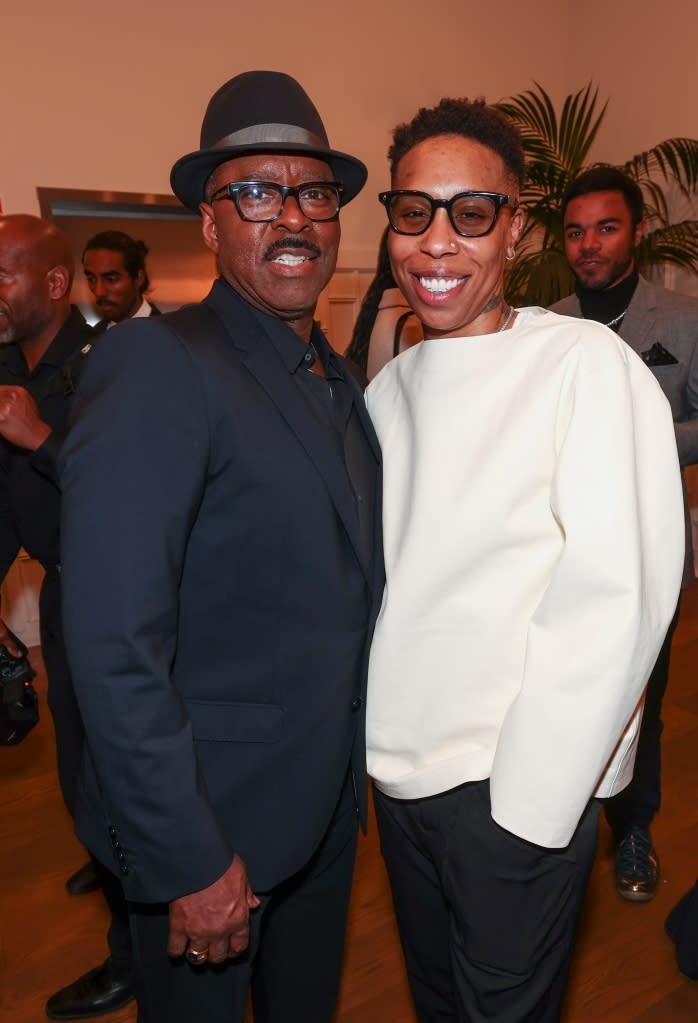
4;1;697;268
6;0;567;269
567;0;698;164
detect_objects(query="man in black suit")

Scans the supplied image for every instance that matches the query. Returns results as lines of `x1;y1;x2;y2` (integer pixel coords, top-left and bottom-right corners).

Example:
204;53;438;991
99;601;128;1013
59;71;382;1023
0;214;135;1019
82;229;161;329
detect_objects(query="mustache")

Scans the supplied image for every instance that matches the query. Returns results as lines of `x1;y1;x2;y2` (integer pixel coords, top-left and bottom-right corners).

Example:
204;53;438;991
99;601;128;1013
264;237;321;259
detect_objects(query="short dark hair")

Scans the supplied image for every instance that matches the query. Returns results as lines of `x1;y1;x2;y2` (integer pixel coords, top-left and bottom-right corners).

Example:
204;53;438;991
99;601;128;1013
562;165;645;225
388;97;525;188
82;230;150;293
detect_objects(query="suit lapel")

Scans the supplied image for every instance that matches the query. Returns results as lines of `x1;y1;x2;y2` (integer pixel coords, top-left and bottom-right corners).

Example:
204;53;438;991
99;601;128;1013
619;277;657;356
206;283;376;584
564;277;657;357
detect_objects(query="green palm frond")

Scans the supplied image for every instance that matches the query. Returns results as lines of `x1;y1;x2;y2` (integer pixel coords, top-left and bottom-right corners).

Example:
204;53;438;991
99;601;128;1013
495;83;698;306
498;83;606;186
504;246;574;308
638;221;698;273
557;83;607;171
623;139;698;195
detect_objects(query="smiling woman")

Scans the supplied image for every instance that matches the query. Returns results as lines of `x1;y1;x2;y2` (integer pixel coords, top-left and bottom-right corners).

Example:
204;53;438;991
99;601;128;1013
383;133;523;339
363;95;685;1023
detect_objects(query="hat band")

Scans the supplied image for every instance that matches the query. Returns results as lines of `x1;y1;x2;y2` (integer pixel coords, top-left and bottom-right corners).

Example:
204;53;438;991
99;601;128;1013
211;123;329;150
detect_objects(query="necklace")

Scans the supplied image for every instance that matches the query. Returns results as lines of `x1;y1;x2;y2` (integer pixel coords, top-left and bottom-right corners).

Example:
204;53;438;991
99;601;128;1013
603;309;628;329
581;307;628;329
498;305;516;332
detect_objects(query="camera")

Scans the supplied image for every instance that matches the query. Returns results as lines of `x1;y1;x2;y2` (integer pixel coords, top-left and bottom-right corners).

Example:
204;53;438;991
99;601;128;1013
0;631;39;745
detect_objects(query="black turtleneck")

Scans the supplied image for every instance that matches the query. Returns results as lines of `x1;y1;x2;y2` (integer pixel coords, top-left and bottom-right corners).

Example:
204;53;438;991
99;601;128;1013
576;271;639;333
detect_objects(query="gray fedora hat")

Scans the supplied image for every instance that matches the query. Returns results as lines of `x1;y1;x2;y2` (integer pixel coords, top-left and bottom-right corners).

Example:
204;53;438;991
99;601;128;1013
170;70;368;212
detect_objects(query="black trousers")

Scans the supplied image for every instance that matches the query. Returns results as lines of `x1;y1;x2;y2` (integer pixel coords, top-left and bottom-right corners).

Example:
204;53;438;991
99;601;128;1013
128;771;358;1023
604;600;680;841
665;877;698;979
40;570;132;978
374;779;600;1023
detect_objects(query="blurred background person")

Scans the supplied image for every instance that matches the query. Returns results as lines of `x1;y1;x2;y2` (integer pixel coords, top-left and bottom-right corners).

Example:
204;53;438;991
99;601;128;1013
346;227;421;380
82;230;161;329
552;165;698;903
0;214;133;1020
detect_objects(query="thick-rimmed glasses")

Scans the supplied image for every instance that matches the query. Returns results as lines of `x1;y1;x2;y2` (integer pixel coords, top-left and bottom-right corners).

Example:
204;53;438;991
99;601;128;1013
209;180;344;222
379;190;517;237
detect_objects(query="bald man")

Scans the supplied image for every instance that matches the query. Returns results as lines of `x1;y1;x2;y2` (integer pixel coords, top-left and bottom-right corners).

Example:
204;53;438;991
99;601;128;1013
0;214;134;1020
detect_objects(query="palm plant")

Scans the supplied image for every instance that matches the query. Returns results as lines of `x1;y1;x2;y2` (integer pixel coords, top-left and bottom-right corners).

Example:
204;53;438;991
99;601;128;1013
495;83;698;307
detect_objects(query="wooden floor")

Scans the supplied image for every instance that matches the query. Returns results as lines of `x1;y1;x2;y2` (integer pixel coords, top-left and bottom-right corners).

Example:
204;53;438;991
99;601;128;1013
2;587;698;1023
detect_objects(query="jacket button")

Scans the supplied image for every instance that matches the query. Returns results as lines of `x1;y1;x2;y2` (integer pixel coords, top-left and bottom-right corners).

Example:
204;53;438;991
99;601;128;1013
351;696;363;710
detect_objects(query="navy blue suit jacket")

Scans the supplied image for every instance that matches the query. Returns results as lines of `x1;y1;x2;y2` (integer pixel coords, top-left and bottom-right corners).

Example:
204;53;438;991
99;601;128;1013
59;279;383;903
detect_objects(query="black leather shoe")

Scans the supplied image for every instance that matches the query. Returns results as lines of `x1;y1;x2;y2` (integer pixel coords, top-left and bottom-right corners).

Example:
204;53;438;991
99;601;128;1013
615;825;659;901
65;861;100;896
45;959;134;1020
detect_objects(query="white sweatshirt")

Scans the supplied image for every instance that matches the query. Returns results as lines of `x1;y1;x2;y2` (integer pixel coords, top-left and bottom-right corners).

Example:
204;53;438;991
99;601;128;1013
365;307;684;848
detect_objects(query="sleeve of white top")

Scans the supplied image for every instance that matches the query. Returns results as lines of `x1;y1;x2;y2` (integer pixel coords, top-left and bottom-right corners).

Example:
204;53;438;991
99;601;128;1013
489;332;685;848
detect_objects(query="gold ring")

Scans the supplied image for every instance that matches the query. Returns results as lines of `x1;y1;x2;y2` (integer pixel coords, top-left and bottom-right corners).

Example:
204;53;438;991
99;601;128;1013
186;947;209;965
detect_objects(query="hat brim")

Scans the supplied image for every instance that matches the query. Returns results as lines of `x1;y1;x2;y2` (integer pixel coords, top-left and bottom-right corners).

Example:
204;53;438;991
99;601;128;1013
170;143;367;213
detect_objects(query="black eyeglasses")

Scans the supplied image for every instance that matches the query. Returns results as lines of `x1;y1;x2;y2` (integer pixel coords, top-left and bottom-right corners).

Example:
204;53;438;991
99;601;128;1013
379;189;518;237
209;180;344;222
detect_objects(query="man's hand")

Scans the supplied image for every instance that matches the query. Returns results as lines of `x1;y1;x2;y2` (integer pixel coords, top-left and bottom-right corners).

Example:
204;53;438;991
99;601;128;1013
0;615;23;657
167;854;261;965
0;387;51;451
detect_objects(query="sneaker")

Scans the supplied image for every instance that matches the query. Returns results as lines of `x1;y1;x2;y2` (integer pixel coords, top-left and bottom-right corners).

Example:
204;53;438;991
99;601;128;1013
615;825;659;902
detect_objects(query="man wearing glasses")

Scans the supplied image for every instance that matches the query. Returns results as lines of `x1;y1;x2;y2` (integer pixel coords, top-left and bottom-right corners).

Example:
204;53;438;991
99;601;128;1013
58;71;382;1023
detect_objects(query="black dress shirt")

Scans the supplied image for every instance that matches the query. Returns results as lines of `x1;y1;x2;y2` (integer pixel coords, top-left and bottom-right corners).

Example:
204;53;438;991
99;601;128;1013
0;307;96;577
250;304;376;575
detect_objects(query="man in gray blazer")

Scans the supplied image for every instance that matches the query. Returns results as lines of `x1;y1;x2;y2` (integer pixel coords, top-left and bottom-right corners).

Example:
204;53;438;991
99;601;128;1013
552;165;698;902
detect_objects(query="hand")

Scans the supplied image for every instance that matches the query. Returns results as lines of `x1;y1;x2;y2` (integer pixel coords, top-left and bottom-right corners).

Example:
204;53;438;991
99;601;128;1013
167;854;260;965
0;386;51;451
0;615;23;657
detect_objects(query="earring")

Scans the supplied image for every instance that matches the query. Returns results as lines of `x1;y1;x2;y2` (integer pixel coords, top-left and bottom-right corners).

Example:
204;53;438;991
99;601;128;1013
505;245;516;262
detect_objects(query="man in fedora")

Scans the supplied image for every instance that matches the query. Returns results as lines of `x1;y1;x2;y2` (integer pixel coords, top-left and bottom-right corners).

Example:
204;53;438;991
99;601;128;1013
58;71;382;1023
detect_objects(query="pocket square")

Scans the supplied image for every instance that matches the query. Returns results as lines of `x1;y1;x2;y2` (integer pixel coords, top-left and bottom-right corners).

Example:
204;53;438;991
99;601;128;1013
641;342;678;366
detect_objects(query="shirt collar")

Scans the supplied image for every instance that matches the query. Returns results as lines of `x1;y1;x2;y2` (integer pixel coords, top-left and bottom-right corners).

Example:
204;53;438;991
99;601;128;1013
0;306;93;378
106;295;151;329
576;271;639;325
236;283;342;378
132;296;152;319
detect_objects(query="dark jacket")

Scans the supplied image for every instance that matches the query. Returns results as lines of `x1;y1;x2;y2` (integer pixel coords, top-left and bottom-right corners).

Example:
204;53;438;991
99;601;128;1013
59;280;383;903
